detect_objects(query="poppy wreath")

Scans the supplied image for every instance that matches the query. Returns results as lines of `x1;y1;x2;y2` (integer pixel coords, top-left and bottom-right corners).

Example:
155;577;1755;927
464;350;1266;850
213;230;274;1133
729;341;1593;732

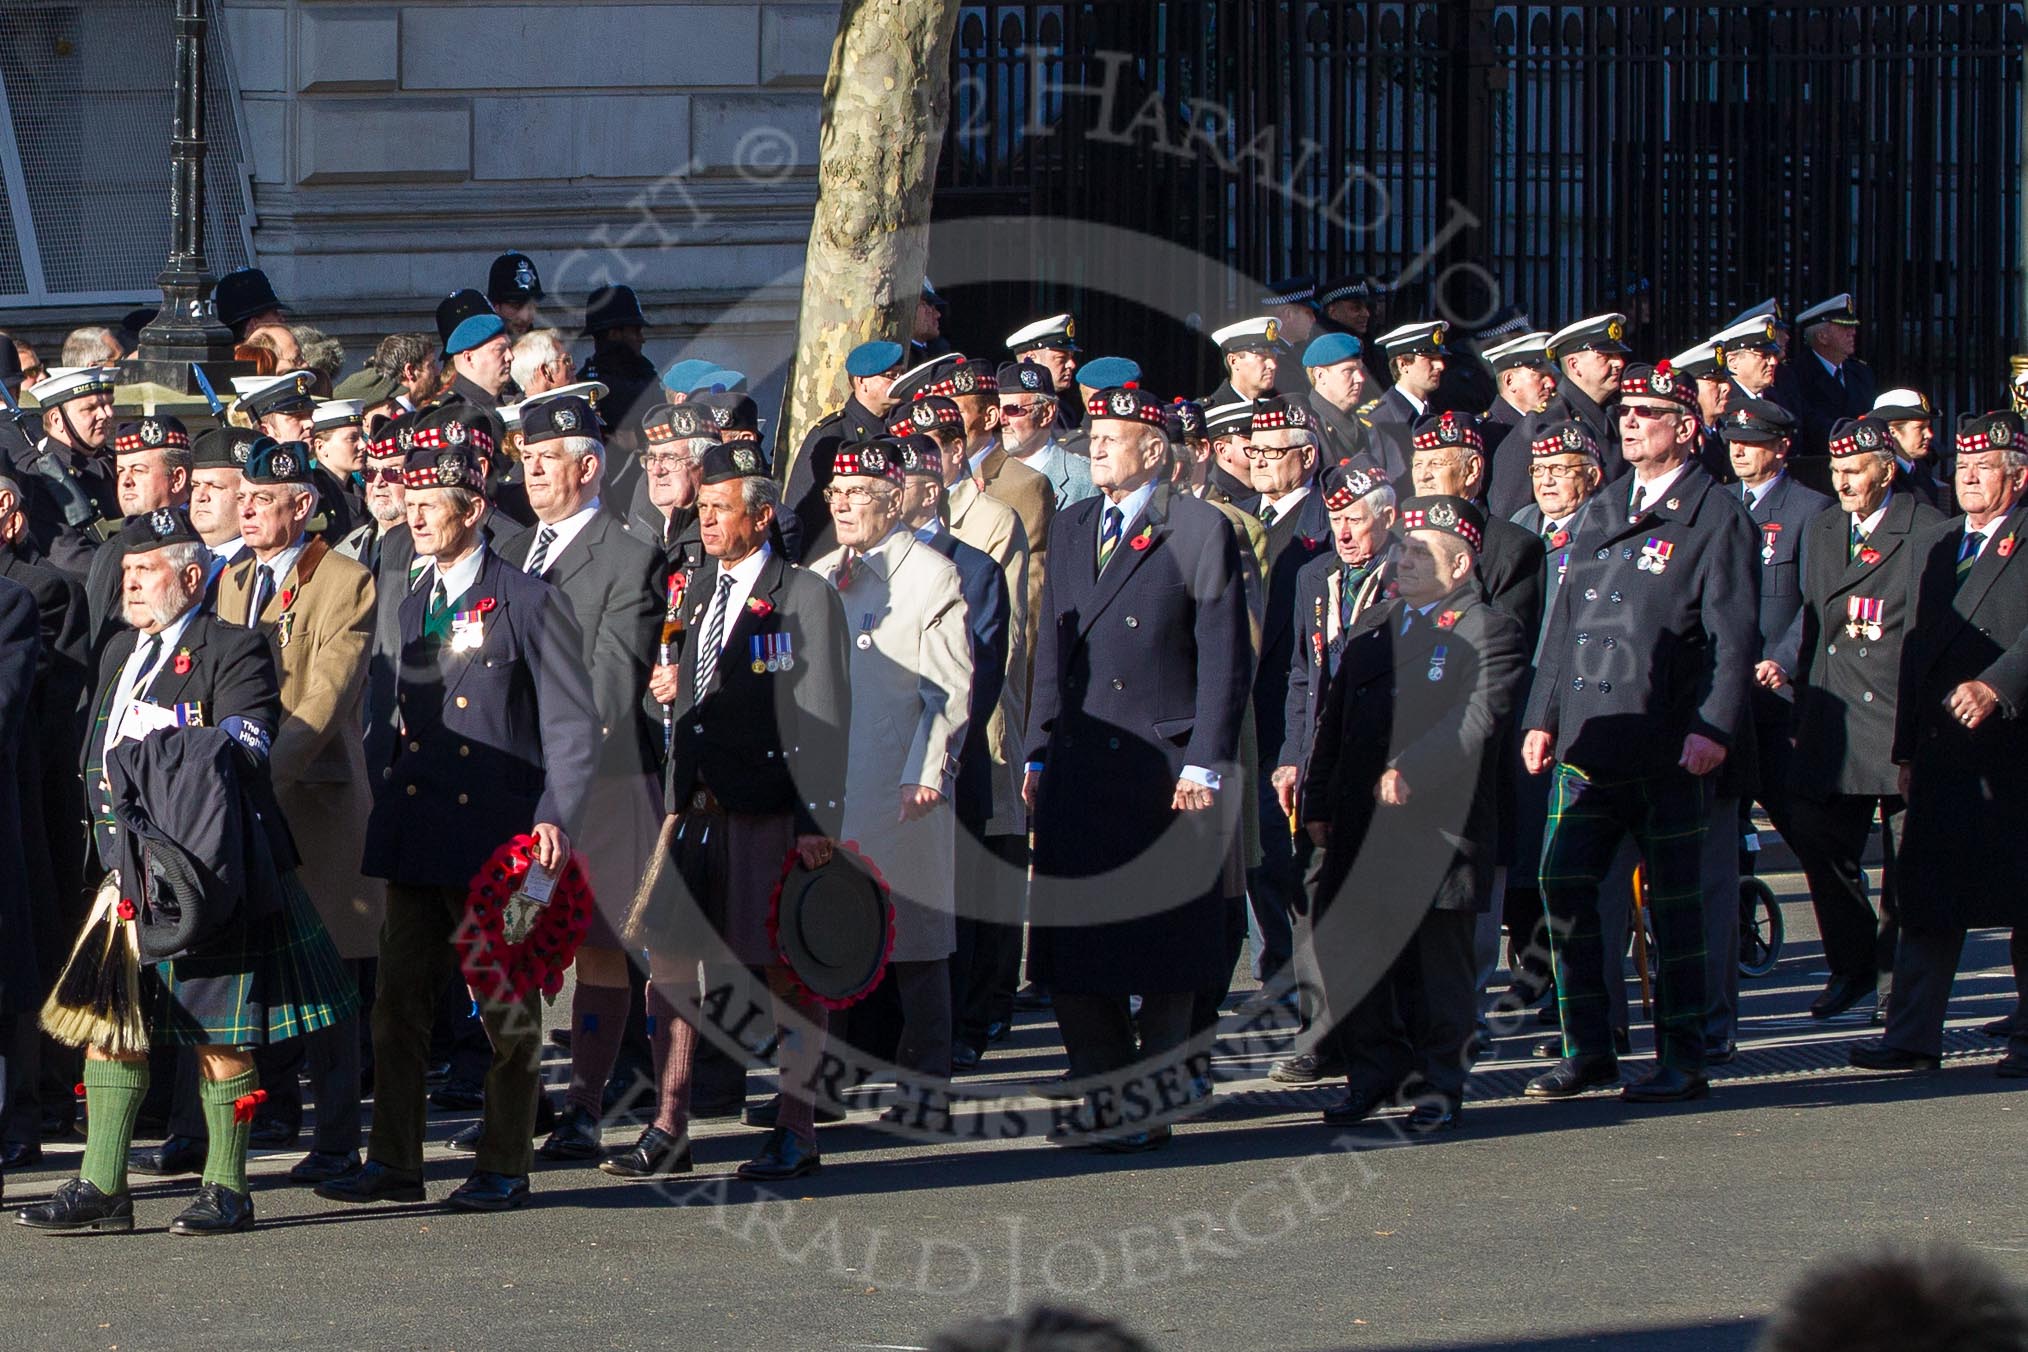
763;840;896;1011
455;834;597;1003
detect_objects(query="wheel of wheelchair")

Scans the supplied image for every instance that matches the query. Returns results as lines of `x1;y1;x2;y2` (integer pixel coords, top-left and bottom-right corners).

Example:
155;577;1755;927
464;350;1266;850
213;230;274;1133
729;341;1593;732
1737;876;1782;977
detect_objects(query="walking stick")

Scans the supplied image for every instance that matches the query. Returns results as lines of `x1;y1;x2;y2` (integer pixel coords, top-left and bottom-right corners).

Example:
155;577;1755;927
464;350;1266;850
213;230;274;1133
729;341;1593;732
1630;862;1654;1019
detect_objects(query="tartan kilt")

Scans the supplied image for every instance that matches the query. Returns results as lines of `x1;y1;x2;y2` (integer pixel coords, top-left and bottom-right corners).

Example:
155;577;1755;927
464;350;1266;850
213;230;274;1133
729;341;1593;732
143;870;361;1047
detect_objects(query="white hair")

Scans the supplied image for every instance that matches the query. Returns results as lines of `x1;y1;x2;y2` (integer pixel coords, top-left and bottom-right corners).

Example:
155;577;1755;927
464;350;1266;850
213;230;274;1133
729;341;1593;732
510;329;568;391
1360;482;1398;514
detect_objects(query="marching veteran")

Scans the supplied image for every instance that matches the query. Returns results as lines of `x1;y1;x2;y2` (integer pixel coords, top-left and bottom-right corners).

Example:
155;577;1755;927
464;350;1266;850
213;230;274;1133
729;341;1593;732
810;439;972;1098
215;442;381;1181
318;426;598;1213
1520;361;1758;1105
626;441;852;1183
20;508;355;1236
1024;384;1253;1154
1301;494;1526;1132
1854;410;2028;1078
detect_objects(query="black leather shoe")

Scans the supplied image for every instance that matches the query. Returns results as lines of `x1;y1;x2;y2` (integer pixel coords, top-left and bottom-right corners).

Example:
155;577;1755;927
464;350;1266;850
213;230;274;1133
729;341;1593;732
1270;1051;1347;1084
1524;1055;1621;1098
445;1171;531;1212
1997;1048;2027;1079
535;1105;604;1162
1980;1012;2024;1038
599;1126;692;1178
1621;1066;1710;1103
430;1082;484;1111
446;1121;482;1153
1404;1100;1462;1134
248;1116;300;1149
741;1093;843;1128
985;1020;1012;1044
1;1142;42;1170
129;1134;205;1177
1809;973;1877;1020
168;1183;254;1236
16;1178;134;1233
737;1126;821;1181
1012;983;1052;1011
314;1160;425;1204
1094;1125;1171;1154
1704;1039;1736;1066
950;1043;983;1073
1321;1086;1391;1127
1849;1041;1941;1072
288;1150;360;1183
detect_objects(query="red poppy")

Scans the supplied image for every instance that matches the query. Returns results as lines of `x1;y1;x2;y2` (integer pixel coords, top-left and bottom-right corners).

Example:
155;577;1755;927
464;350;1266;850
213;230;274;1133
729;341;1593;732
1858;547;1882;566
1550;529;1570;550
2001;536;2018;559
1129;529;1154;552
278;589;295;610
172;652;192;675
116;899;136;922
476;596;497;613
747;597;775;617
1436;610;1461;629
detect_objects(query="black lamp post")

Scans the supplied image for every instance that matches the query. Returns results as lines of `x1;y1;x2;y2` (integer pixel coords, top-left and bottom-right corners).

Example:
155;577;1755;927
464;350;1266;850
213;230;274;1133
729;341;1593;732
129;0;244;392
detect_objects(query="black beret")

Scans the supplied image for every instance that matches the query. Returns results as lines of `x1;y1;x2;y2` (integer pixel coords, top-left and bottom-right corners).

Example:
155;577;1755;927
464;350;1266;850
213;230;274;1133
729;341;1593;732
522;395;599;446
1827;416;1894;459
692;390;759;437
829;438;905;485
1086;385;1169;428
191;425;261;470
118;506;203;554
1411;410;1486;456
643;402;715;445
1955;410;2025;456
995;360;1055;396
1250;394;1314;434
698;441;769;484
1320;458;1386;508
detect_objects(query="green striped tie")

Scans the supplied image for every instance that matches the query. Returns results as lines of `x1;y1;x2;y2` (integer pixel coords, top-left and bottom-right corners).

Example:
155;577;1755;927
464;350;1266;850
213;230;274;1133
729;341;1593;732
1957;528;1981;586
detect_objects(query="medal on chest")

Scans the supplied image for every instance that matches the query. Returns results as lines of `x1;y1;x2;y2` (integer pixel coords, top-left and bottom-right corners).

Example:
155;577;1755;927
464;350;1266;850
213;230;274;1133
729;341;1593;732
450;608;486;653
1636;537;1675;574
1427;644;1447;682
856;613;876;651
1760;522;1781;565
1845;595;1884;642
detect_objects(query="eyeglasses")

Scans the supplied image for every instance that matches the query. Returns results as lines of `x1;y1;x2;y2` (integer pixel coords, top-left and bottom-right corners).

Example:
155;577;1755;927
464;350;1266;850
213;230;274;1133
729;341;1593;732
822;485;894;505
361;466;406;485
638;452;698;470
1617;404;1682;422
1528;463;1590;481
1244;443;1297;462
999;402;1047;419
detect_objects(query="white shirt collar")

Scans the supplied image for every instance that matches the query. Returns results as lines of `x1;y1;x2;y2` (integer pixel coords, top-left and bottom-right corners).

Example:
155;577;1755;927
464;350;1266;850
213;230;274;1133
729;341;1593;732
1398;389;1428;417
1631;460;1692;512
1814;350;1842;378
529;499;601;568
429;541;489;602
1263;484;1311;518
1013;436;1059;473
208;535;247;565
1100;478;1159;538
251;535;309;588
137;605;200;662
1743;473;1784;511
1853;491;1891;538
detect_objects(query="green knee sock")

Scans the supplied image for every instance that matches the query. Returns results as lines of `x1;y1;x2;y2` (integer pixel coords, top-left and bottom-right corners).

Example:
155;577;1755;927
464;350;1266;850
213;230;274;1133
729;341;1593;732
198;1068;259;1194
79;1057;150;1197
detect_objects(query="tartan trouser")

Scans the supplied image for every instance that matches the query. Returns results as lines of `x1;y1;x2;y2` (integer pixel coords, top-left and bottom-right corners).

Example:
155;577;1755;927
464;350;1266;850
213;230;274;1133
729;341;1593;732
1540;764;1711;1072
